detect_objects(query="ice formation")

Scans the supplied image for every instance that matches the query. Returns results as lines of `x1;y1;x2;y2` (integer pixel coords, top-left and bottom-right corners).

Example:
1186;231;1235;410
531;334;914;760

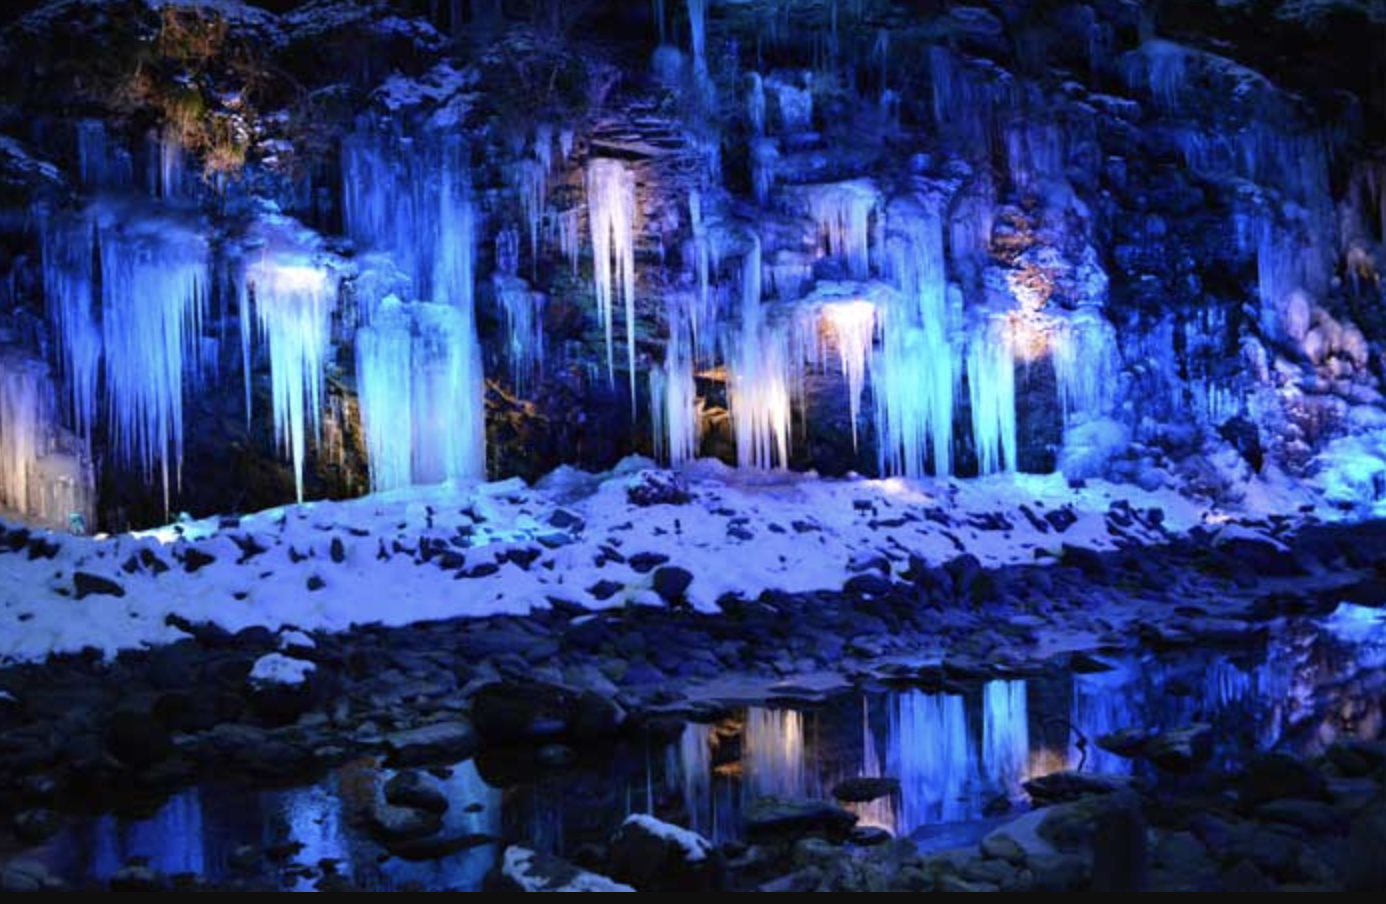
651;304;700;467
0;351;90;527
967;317;1019;476
40;200;209;508
888;690;978;829
241;231;337;503
587;157;640;406
342;121;486;486
802;180;880;279
356;297;481;492
731;235;793;469
875;197;957;478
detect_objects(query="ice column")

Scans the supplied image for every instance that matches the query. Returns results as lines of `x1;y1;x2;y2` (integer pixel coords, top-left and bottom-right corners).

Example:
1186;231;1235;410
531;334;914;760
968;317;1018;475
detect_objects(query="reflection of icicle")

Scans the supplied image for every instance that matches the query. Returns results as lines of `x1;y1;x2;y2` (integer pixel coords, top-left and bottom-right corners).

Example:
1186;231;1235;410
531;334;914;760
678;722;714;838
853;697;896;832
981;680;1029;798
744;707;807;799
888;691;978;830
587;158;639;405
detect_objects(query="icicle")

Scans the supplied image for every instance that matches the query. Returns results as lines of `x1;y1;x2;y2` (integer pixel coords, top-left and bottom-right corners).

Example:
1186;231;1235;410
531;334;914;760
509;158;546;273
765;72;813;132
555;207;582;275
342;122;486;484
1121;39;1190;113
355;296;413;493
875;196;957;478
1050;308;1120;424
586;158;639;406
75;119;133;190
494;273;546;395
38;210;100;446
819;301;875;450
802;179;880;279
968;317;1018;476
654;299;700;466
751;138;778;205
688;0;709;83
731;234;793;469
747;72;766;134
244;244;335;504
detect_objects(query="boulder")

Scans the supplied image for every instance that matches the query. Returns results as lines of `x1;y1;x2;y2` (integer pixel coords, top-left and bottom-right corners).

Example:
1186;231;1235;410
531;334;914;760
744;795;857;841
384;720;478;766
384;770;449;814
1024;771;1134;805
1142;724;1212;773
831;776;900;803
607;813;724;891
1238;752;1328;809
105;710;173;767
494;846;634;892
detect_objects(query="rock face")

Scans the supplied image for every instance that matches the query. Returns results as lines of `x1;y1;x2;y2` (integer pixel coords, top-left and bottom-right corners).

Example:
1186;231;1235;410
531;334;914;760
0;0;1380;529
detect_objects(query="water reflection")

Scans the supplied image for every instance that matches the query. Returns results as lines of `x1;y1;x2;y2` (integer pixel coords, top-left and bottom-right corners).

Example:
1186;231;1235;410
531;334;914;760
28;604;1386;890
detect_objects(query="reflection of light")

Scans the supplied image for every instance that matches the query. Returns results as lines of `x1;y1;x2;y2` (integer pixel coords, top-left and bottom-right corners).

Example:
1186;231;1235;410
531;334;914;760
743;708;806;797
1026;747;1070;781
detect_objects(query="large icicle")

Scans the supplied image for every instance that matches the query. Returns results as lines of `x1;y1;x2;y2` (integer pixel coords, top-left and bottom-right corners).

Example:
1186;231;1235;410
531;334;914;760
242;229;336;504
355;296;413;493
968;316;1018;476
874;196;958;477
653;297;700;466
802;180;880;279
586;158;639;406
342;123;486;484
818;301;875;450
731;235;793;469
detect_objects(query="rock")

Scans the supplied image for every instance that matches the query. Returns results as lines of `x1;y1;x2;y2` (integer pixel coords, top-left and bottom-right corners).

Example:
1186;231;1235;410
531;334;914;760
844;573;892;596
109;865;162;891
471;682;571;743
384;770;449;814
744;796;857;841
1023;771;1134;805
13;808;62;843
1060;545;1108;579
652;566;694;604
73;571;125;599
1238;752;1328;809
607;813;724;891
628;551;669;573
831;776;900;803
246;653;322;724
627;471;692;507
147;642;199;689
537;743;576;767
1096;728;1149;758
370;801;442;841
1090;792;1147;892
981;832;1026;865
850;825;892;846
383;720;478;766
182;547;216;573
1142;724;1212;772
106;710;173;767
495;846;634;892
1255;798;1344;834
1346;807;1386;891
1;859;58;892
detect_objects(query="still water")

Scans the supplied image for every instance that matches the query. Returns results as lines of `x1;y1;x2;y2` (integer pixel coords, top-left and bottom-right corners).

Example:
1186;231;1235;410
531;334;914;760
27;603;1386;890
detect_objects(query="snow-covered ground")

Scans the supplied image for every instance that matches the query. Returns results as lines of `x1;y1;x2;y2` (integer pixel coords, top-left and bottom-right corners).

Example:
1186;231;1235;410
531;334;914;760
0;457;1325;663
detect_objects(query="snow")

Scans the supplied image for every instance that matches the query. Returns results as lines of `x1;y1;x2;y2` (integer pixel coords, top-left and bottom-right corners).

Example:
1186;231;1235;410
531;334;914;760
248;652;315;687
501;846;634;893
0;454;1305;664
622;813;712;862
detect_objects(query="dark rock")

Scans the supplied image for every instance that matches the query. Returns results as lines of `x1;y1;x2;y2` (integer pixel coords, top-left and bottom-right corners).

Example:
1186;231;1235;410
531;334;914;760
470;682;579;743
13;808;62;844
1090;792;1147;892
844;573;892;596
652;566;694;604
106;710;173;767
607;813;724;891
109;865;162;892
537;743;576;767
384;720;478;766
1238;752;1328;809
831;776;900;803
1346;807;1386;891
182;547;216;573
384;770;449;814
1024;771;1135;805
73;571;125;599
587;579;624;601
628;551;669;573
1143;723;1212;773
627;471;692;507
370;801;442;841
744;795;857;841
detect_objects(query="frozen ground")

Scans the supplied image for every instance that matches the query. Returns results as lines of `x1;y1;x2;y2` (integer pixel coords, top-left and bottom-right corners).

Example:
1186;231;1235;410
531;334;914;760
0;456;1331;662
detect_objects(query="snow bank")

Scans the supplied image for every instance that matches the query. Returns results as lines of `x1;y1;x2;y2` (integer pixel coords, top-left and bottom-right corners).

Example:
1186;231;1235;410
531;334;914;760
0;456;1304;663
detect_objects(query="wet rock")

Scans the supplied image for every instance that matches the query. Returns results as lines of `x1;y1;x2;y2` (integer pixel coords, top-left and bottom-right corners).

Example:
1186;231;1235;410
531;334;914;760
1238;752;1328;809
1346;807;1386;891
1;859;60;892
652;566;694;604
494;845;634;892
73;571;125;599
744;795;857;841
370;801;442;841
607;813;724;891
384;770;449;814
831;776;900;803
1024;771;1135;805
106;710;173;767
1142;723;1212;772
109;864;162;891
383;720;478;766
13;808;62;843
